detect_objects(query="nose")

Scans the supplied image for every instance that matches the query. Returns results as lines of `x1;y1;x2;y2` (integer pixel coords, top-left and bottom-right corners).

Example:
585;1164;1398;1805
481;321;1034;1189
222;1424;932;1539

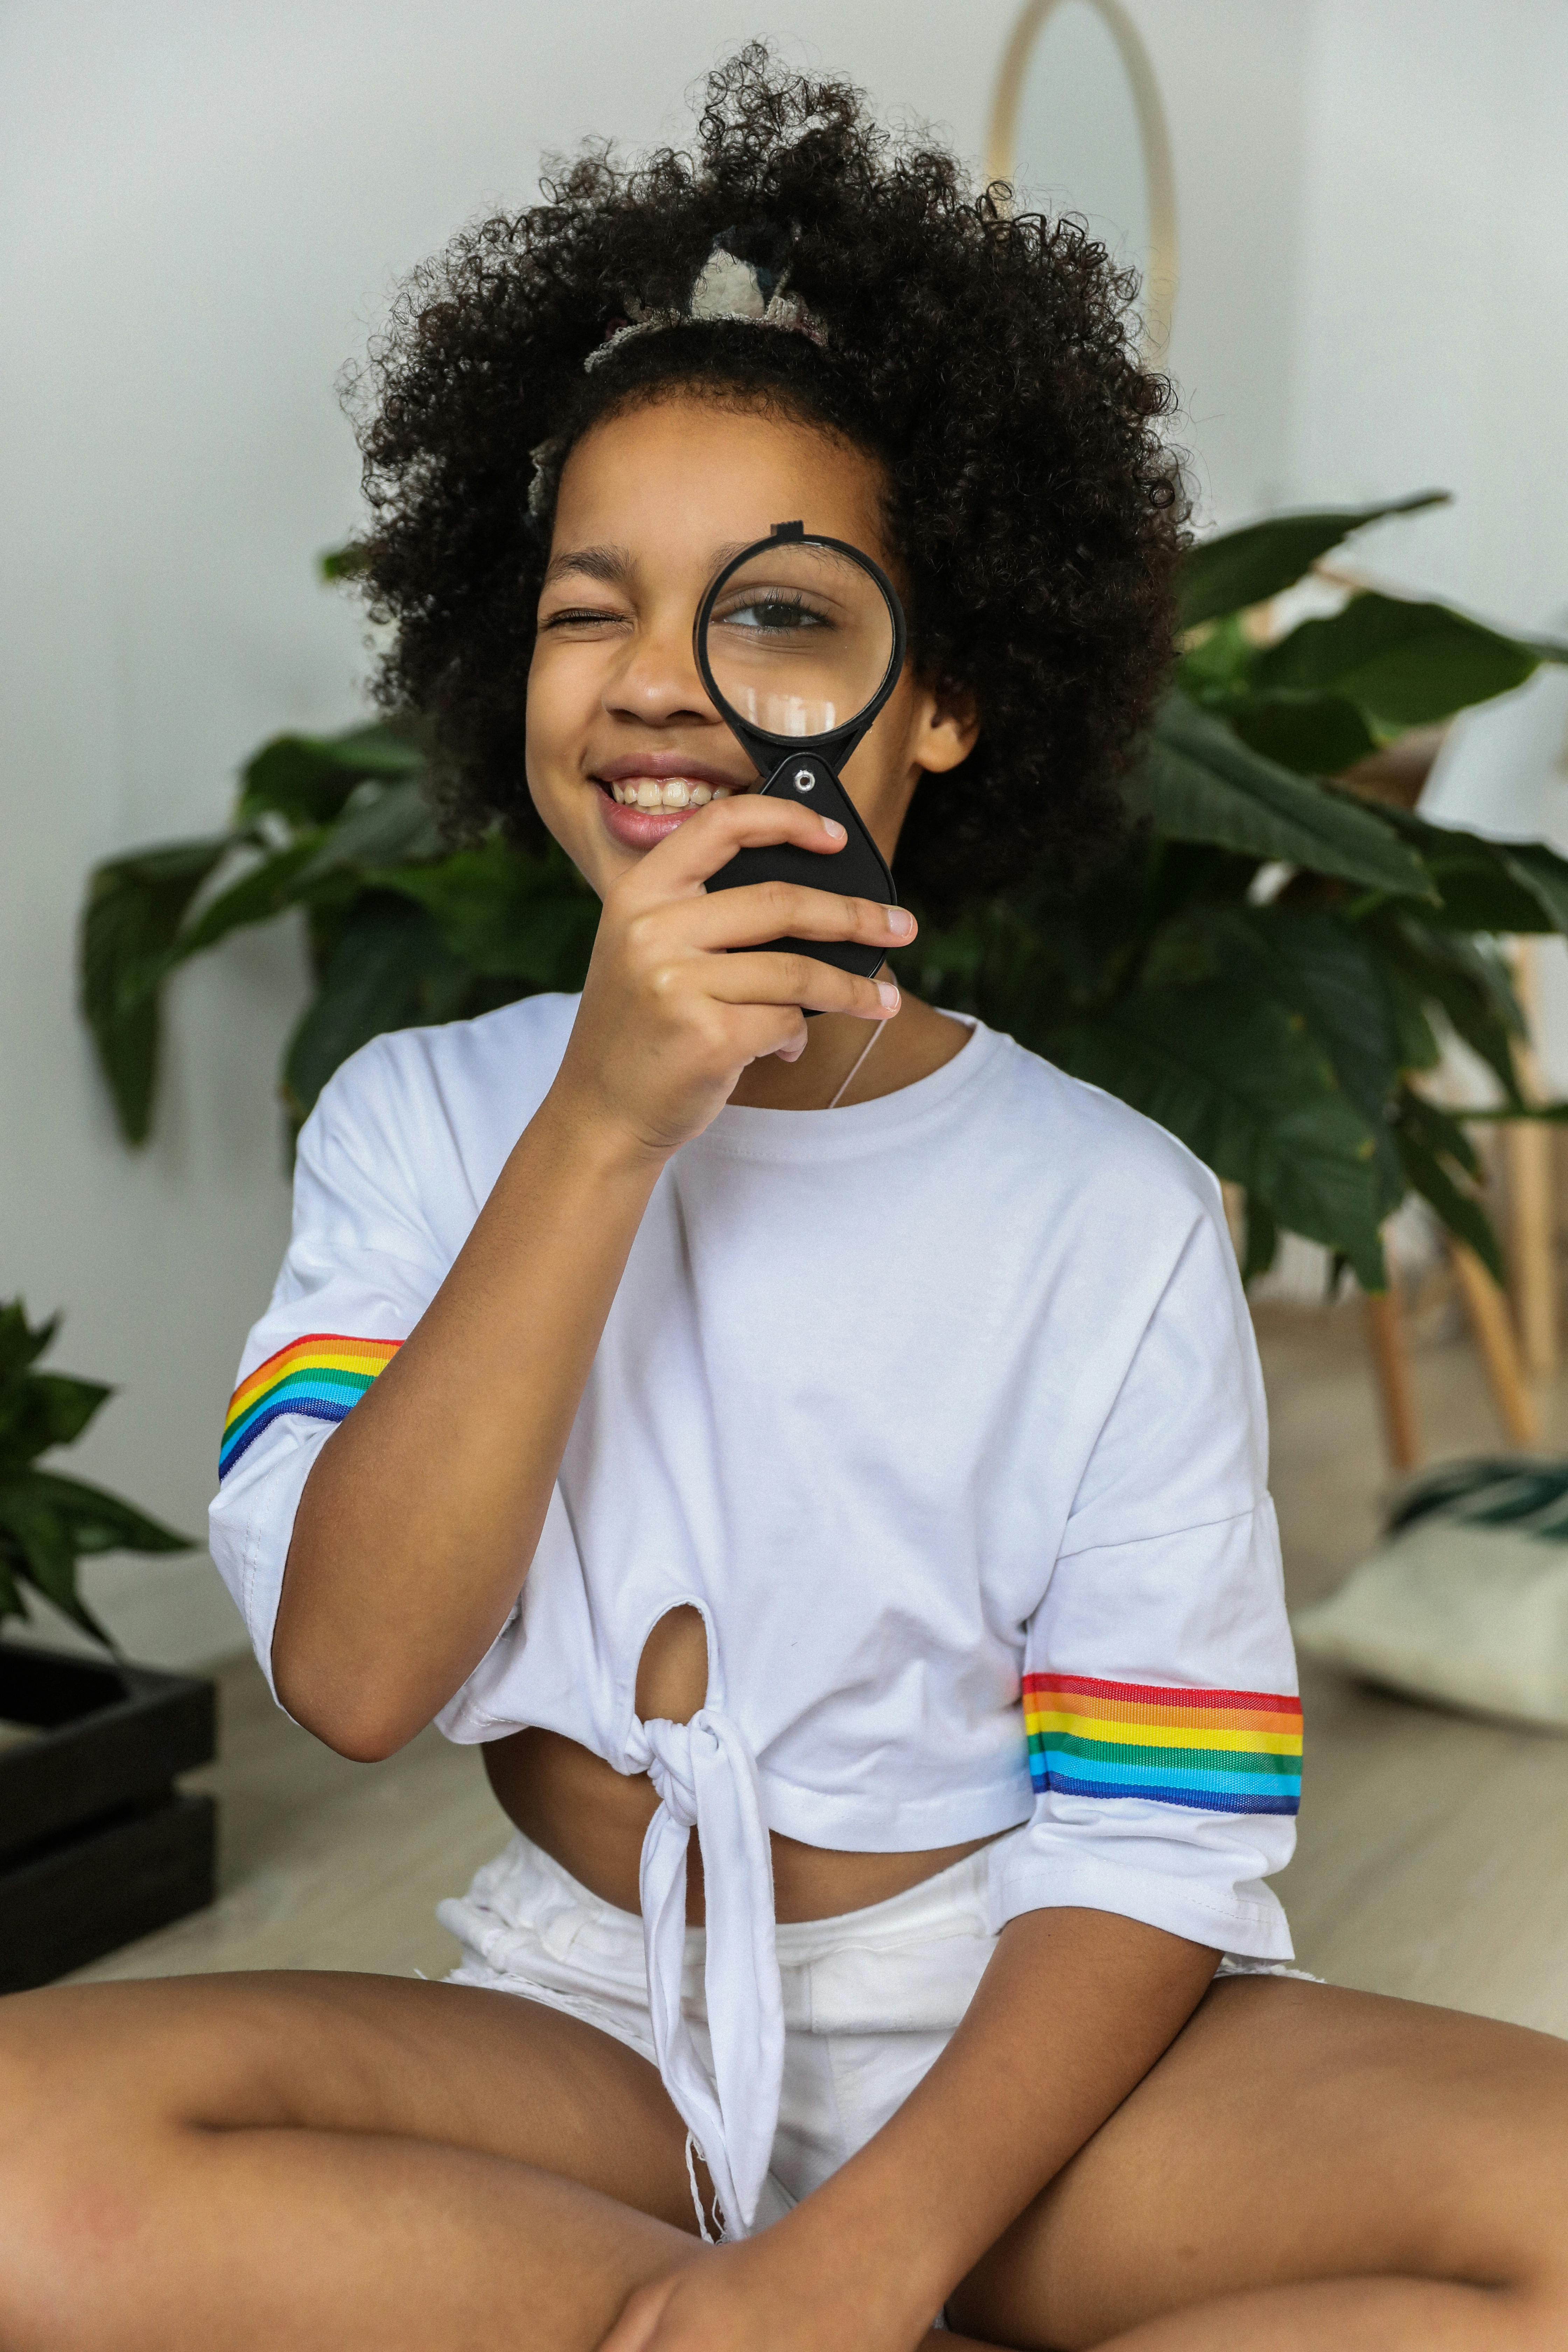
605;608;719;729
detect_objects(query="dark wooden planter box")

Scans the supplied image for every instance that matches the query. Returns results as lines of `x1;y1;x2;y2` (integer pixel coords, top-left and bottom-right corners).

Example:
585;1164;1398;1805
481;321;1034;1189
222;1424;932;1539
0;1642;218;1994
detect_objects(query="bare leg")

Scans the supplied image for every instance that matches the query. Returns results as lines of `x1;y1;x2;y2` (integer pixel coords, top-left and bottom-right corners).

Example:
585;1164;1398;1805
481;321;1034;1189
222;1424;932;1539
0;1973;974;2352
0;1971;697;2351
950;1977;1568;2351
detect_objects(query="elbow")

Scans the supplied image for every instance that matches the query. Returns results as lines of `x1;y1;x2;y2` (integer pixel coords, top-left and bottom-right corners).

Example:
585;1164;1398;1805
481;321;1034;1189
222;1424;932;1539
271;1530;433;1760
271;1640;426;1763
310;1711;414;1767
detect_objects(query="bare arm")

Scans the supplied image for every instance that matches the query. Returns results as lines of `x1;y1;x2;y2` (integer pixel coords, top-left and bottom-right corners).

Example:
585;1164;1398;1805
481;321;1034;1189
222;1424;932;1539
272;1091;661;1757
607;1906;1219;2352
272;792;908;1757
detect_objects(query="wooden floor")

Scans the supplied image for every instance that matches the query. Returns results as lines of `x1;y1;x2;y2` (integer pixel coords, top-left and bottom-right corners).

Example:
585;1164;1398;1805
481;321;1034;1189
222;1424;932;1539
68;1300;1568;2035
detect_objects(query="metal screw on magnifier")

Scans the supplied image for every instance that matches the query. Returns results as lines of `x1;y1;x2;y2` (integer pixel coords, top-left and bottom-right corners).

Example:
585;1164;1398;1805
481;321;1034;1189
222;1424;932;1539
794;769;815;791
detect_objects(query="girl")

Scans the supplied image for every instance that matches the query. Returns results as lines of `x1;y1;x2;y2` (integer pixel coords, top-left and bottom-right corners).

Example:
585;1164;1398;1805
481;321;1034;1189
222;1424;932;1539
6;50;1567;2352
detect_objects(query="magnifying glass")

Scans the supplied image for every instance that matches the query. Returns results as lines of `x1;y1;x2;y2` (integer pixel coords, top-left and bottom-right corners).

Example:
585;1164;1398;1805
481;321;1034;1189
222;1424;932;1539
696;521;906;985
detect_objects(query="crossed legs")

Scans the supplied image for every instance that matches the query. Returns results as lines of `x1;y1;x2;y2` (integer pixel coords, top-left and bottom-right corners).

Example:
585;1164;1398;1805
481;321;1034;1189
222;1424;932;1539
1;1967;1566;2351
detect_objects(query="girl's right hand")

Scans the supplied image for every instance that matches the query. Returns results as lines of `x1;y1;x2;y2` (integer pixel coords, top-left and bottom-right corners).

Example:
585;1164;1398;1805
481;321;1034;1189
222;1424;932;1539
553;792;914;1162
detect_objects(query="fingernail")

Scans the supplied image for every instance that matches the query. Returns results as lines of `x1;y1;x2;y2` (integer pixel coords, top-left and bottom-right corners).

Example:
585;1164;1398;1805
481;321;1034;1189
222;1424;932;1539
886;906;914;937
821;817;846;842
877;981;900;1011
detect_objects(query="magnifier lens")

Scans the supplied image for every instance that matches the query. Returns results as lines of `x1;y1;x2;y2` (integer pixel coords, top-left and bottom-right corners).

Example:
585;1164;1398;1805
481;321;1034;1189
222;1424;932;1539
702;542;895;739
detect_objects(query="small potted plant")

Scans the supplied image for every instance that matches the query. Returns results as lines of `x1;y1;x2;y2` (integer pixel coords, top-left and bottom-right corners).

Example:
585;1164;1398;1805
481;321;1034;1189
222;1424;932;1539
0;1300;217;1991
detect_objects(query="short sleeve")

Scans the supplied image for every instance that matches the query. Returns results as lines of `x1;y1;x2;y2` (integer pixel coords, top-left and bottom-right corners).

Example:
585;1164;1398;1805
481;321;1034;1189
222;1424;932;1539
207;1048;450;1704
989;1200;1301;1959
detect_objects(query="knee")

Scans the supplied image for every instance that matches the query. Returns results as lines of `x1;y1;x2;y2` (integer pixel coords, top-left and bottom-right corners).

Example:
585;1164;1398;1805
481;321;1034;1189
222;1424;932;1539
1485;2104;1568;2348
0;1995;157;2348
0;2134;150;2352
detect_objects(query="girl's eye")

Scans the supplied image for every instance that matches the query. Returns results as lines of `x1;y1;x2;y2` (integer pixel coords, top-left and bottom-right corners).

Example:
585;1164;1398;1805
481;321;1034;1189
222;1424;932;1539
541;604;629;632
716;594;833;637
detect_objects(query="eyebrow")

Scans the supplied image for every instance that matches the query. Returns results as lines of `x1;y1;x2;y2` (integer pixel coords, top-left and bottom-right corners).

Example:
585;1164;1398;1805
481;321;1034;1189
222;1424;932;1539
539;539;782;594
540;543;635;590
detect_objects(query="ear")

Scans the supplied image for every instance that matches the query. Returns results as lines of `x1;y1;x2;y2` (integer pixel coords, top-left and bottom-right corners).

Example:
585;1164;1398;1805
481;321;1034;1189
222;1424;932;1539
909;680;980;777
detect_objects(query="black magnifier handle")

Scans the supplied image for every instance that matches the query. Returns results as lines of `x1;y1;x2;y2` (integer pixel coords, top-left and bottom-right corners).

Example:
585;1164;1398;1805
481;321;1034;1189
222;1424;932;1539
696;522;905;989
702;752;895;983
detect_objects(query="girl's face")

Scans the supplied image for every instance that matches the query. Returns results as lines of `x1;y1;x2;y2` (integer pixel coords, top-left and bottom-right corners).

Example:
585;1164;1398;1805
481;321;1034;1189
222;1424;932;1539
527;395;975;899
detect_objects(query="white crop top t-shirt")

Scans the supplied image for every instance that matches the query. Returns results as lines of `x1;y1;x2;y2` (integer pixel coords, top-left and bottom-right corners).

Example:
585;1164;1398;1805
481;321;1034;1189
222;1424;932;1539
210;994;1302;2238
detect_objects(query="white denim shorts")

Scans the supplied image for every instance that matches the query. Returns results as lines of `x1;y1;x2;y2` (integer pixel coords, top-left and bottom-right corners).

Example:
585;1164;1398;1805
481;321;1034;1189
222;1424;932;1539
441;1832;1000;2230
439;1828;1317;2235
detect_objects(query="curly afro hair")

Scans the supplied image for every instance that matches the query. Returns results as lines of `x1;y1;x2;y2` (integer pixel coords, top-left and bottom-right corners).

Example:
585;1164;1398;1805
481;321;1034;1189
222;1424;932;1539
348;45;1188;911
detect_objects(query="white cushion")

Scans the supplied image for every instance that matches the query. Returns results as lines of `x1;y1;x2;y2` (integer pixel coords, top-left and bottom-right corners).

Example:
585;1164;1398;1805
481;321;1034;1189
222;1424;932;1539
1294;1516;1568;1729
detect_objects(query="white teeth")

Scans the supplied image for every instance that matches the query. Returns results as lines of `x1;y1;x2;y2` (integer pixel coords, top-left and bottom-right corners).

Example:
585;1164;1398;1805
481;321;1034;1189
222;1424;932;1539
611;776;733;814
608;777;738;812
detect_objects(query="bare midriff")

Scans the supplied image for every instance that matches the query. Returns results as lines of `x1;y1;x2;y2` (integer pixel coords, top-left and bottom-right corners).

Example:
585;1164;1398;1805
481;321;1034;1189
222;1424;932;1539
481;1604;998;1925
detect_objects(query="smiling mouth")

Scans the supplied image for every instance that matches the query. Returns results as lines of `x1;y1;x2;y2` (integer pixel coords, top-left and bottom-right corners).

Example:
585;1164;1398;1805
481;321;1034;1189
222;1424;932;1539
599;776;749;812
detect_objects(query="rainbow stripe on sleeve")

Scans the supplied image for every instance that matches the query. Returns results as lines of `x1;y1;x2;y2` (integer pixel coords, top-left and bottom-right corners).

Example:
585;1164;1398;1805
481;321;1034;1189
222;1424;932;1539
219;1333;402;1478
1023;1673;1302;1816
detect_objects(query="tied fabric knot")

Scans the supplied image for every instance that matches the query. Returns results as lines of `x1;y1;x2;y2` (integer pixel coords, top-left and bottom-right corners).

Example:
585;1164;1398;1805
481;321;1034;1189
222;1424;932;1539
626;1706;783;2239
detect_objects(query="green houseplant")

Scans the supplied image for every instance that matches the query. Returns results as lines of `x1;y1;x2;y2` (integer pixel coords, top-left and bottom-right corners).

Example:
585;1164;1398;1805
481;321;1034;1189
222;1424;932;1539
0;1301;216;1993
0;1298;192;1645
80;493;1568;1295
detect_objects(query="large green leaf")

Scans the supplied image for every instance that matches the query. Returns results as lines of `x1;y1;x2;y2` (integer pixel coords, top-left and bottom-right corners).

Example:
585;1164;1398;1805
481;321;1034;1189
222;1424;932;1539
1223;691;1379;778
167;834;329;961
79;833;241;1144
1254;593;1540;728
376;840;599;983
1176;615;1257;705
888;896;1063;1042
1178;492;1449;630
0;1302;58;1385
1374;813;1568;937
1393;1090;1504;1283
1367;807;1568;933
238;722;426;827
0;1300;193;1644
1497;842;1568;932
1051;983;1386;1288
1395;1087;1482;1182
1131;696;1436;897
1242;1192;1280;1284
280;894;476;1126
0;1371;112;1477
1370;914;1526;1106
22;1467;192;1555
0;1483;117;1644
1143;903;1407;1219
290;778;444;884
1381;957;1442;1074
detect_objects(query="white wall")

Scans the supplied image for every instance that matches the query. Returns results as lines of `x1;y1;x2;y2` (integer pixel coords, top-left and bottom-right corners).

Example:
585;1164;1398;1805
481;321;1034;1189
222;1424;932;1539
1287;0;1568;632
1284;0;1568;1086
5;0;1561;1665
1125;0;1314;526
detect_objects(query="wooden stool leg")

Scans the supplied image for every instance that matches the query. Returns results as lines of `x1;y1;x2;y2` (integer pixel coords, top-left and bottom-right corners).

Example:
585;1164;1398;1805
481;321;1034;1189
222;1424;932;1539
1506;940;1559;1377
1364;1288;1422;1473
1449;1240;1541;1447
1508;1118;1558;1376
